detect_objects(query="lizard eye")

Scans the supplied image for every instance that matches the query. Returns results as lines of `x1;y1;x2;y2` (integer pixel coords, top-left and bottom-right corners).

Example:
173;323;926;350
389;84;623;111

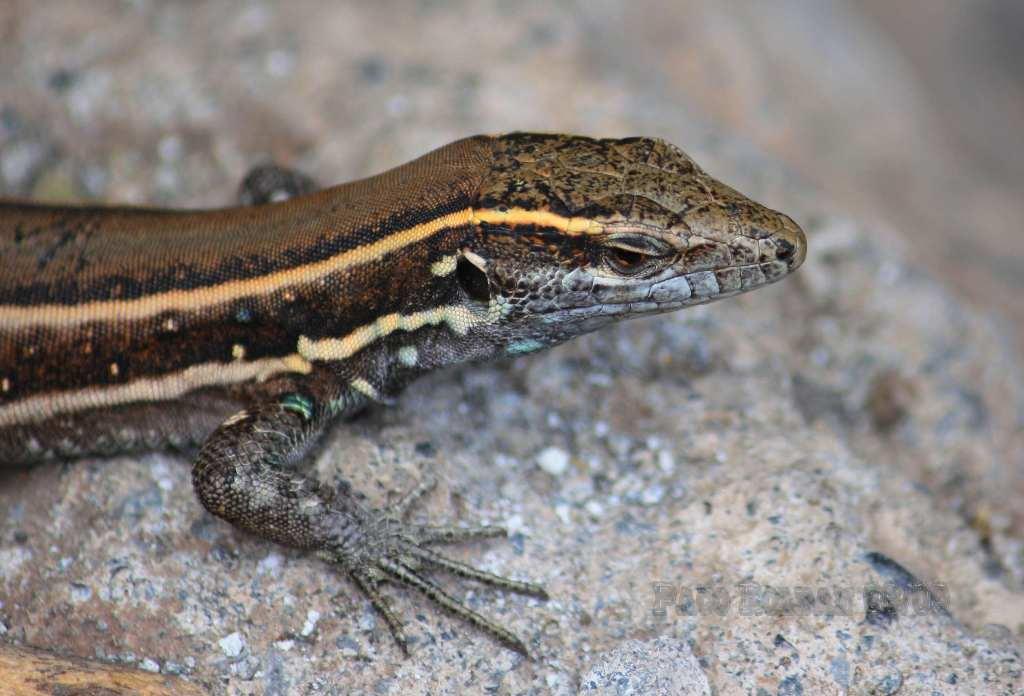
457;254;491;302
608;247;647;274
603;235;671;276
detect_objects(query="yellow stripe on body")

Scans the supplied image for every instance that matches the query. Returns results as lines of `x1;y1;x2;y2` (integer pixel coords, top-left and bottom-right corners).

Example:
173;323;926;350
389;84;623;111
471;207;603;235
1;207;601;332
297;305;481;362
0;209;476;330
0;353;312;427
0;206;597;424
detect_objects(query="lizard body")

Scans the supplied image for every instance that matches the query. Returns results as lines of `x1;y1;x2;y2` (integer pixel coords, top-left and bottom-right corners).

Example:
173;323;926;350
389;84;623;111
0;133;806;653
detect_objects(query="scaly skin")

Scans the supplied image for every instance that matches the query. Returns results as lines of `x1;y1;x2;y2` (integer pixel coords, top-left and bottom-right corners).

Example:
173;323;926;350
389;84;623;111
0;133;806;654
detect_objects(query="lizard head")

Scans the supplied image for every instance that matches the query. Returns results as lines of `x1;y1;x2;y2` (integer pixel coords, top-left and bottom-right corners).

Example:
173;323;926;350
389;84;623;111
455;133;806;353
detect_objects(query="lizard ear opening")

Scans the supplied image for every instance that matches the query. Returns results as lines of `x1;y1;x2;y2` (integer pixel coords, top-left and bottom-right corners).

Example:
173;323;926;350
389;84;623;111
457;253;490;303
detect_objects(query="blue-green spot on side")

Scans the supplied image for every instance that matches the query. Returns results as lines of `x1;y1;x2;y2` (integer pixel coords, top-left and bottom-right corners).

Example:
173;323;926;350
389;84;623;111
506;339;545;355
280;393;315;422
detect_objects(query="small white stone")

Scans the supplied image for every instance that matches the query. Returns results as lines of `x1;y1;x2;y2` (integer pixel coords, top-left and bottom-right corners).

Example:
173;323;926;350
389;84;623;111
301;610;320;637
274;639;295;651
218;632;245;658
658;449;675;474
139;658;160;673
505;514;526;535
641;484;665;505
537;446;570;476
258;552;282;574
358;607;377;631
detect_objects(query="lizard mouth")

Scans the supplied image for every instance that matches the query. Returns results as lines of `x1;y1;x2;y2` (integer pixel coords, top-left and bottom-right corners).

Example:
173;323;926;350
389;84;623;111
536;256;795;325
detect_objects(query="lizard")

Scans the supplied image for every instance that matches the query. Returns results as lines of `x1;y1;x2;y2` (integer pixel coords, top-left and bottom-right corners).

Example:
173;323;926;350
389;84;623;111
0;133;806;655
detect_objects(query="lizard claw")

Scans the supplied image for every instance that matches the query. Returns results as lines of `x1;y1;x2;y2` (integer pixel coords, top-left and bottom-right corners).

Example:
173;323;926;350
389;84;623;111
323;479;546;655
347;567;411;656
390;473;437;519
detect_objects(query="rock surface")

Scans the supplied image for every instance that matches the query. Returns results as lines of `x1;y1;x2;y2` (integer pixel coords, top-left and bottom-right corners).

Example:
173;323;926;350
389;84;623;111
1;2;1021;694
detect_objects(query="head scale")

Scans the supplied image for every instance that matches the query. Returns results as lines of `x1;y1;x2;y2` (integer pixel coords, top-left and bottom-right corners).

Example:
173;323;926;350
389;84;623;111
448;132;806;356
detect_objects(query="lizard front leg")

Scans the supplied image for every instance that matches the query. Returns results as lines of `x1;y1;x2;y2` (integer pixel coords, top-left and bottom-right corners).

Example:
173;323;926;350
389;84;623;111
190;378;547;655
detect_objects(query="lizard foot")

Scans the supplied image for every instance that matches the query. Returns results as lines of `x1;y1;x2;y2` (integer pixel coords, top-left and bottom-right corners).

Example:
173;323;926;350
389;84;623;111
318;477;548;656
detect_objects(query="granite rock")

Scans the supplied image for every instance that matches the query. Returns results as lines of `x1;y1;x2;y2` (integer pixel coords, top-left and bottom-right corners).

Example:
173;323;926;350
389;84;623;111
1;2;1021;694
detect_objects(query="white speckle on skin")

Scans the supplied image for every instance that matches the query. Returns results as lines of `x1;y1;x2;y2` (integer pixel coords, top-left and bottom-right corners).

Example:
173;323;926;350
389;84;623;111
299;497;321;512
232;344;246;360
109;362;119;377
350;378;379;400
397;345;418;366
221;410;250;427
537;446;570;476
218;631;245;658
246;481;279;512
430;254;458;276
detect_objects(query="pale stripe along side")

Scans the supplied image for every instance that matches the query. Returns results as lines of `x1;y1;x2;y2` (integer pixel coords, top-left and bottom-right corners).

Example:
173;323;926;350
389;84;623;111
0;206;603;425
0;354;312;427
0;207;603;331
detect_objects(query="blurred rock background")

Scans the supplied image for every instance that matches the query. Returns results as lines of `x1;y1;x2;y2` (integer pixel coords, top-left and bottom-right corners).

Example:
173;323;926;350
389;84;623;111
1;1;1022;694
